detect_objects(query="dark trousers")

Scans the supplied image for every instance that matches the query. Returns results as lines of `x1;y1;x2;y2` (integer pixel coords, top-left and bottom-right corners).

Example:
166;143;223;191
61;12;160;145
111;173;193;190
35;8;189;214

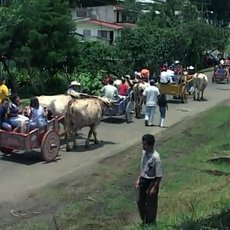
137;177;159;224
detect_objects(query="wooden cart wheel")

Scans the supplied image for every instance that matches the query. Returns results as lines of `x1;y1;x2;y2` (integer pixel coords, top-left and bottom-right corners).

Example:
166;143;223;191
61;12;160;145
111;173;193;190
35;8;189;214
125;101;134;123
41;130;60;162
0;147;13;155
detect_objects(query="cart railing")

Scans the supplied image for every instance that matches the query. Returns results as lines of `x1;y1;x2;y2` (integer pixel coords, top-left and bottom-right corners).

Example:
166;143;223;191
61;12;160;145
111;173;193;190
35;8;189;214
0;116;63;152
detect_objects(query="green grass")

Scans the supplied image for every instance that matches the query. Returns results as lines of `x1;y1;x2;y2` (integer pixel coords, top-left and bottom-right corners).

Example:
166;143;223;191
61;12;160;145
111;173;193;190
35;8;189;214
6;105;230;230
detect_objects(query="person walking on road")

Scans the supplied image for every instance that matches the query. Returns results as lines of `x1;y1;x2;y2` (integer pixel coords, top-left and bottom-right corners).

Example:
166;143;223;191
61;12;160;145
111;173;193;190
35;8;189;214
158;93;168;127
143;80;160;126
135;134;163;225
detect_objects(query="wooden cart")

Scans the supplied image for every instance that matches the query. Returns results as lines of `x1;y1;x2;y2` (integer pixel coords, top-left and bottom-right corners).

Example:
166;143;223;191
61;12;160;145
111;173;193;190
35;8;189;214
212;68;229;84
156;75;193;103
104;93;134;123
0;116;63;162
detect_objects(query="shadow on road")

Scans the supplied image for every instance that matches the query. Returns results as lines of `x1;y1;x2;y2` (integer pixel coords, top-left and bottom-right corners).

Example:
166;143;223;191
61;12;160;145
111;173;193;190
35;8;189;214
167;99;184;104
59;133;116;153
102;117;128;124
60;140;116;153
0;150;61;165
215;87;230;90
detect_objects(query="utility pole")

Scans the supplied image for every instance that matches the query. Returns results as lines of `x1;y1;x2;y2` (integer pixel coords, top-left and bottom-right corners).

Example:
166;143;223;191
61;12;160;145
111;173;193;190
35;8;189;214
195;0;212;23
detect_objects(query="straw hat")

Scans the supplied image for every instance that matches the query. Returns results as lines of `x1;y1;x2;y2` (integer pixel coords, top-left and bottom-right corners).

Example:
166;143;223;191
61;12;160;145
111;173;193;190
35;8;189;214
69;81;81;87
188;65;195;70
220;59;224;65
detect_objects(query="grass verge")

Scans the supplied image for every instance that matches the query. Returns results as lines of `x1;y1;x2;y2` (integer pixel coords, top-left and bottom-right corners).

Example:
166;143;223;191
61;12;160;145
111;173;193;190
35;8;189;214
6;105;230;230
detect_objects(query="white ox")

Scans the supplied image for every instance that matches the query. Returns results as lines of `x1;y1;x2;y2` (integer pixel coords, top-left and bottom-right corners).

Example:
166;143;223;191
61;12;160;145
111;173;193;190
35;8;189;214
65;97;113;151
193;73;208;101
36;94;74;118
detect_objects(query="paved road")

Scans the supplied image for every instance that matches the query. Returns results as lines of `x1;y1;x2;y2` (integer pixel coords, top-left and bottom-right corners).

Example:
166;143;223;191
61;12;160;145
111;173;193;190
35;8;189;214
1;72;230;203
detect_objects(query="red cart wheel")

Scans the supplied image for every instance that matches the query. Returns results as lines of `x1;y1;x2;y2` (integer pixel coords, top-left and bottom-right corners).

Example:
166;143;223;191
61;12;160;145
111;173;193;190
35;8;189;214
0;147;13;155
41;130;60;162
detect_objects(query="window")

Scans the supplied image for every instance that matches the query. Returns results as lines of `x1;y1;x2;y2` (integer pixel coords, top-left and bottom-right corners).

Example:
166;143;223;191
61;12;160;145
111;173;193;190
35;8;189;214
83;30;91;37
98;30;108;39
76;10;87;18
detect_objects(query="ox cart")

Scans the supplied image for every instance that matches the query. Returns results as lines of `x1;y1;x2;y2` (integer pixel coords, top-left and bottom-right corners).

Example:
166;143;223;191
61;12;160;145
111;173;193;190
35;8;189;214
212;68;229;84
104;93;134;123
0;116;63;162
156;75;193;103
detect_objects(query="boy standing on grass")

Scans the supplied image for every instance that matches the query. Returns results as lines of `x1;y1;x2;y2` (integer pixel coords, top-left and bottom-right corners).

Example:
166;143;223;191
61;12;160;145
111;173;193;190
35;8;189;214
135;134;163;225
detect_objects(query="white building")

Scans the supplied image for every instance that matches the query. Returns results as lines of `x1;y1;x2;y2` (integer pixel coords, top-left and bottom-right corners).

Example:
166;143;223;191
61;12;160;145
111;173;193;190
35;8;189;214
72;5;136;44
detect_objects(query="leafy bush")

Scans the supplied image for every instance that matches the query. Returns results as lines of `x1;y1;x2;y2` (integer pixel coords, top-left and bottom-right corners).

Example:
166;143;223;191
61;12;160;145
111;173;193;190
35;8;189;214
73;71;104;96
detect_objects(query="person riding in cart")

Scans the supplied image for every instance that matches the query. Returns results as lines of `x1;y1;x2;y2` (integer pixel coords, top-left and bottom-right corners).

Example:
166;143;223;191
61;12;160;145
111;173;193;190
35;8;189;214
66;81;81;98
212;62;227;83
171;60;183;75
0;97;12;131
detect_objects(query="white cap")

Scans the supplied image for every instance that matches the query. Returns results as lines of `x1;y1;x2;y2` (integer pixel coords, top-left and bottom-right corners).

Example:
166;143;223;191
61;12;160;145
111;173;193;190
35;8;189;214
188;65;194;70
175;60;180;64
69;81;81;87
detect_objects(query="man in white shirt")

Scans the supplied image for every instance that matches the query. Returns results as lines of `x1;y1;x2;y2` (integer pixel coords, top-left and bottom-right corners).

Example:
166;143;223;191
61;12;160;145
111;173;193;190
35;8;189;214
143;80;160;126
101;78;119;101
160;70;172;84
166;69;175;83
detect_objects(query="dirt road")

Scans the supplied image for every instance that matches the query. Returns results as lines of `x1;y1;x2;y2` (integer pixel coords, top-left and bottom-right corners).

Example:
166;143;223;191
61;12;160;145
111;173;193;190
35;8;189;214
0;71;229;204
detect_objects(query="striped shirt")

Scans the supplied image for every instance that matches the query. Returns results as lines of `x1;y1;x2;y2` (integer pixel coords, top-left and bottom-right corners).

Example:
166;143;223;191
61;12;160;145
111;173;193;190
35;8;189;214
140;150;163;179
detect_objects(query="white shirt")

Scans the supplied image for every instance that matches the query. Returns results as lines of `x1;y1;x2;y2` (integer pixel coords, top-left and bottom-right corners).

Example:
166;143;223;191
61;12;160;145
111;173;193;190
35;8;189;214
66;89;80;97
101;84;118;100
160;70;174;83
160;71;168;83
143;85;160;106
166;69;174;77
166;69;174;83
140;150;163;179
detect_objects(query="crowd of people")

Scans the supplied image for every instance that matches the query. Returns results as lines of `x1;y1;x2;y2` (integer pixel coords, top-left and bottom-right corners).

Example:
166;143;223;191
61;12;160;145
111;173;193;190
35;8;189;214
100;69;169;127
0;75;49;133
0;59;199;133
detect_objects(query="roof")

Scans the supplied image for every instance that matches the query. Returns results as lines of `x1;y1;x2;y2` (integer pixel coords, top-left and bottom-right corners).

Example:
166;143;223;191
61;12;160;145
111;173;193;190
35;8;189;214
89;20;123;29
113;5;124;10
77;19;136;30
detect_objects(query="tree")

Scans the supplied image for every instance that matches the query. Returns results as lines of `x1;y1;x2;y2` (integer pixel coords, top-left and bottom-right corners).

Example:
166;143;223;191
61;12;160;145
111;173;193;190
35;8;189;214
190;0;230;27
118;0;229;72
0;0;80;76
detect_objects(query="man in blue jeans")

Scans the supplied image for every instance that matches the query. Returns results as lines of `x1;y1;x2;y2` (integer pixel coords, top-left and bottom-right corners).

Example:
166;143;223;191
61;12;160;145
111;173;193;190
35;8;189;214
143;80;160;126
